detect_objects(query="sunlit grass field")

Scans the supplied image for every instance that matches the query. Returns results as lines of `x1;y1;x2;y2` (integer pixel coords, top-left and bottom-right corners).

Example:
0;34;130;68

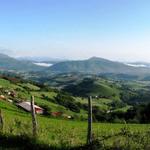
0;78;150;149
1;100;149;147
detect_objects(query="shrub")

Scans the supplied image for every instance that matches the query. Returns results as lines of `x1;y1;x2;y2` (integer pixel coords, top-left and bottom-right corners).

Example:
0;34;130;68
54;93;80;113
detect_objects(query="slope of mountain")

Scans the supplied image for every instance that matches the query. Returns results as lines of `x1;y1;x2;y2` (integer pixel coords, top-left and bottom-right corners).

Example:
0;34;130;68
48;57;150;75
63;77;120;98
0;53;44;72
0;76;87;117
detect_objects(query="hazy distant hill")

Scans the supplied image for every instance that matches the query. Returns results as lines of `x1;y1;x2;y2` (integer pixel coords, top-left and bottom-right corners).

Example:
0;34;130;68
0;53;44;72
49;57;150;75
1;54;150;78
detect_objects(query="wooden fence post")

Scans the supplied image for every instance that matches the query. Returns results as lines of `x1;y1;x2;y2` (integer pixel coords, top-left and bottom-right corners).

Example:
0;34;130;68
87;96;93;145
31;96;37;137
0;109;3;131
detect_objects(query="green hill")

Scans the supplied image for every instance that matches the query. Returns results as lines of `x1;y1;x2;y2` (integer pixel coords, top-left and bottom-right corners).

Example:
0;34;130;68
0;77;149;149
0;76;88;119
0;99;149;150
0;53;44;72
48;57;150;75
63;78;120;99
1;75;150;121
0;76;132;117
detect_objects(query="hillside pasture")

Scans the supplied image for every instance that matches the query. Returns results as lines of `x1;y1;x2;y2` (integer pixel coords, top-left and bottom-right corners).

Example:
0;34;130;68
0;100;149;149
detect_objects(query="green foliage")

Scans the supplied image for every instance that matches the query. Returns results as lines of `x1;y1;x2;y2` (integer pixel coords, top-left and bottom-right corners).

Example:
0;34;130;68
63;78;120;100
55;93;80;113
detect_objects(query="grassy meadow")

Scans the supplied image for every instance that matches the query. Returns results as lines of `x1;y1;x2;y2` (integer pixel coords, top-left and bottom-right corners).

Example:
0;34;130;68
0;77;150;149
0;100;150;149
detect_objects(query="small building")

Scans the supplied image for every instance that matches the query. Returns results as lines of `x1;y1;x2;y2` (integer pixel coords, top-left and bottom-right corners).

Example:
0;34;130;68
17;101;44;114
51;112;63;117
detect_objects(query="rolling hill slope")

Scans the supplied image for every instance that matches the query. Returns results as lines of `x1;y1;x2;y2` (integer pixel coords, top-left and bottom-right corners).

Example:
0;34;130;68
63;78;120;99
49;57;150;75
0;76;88;118
0;53;44;72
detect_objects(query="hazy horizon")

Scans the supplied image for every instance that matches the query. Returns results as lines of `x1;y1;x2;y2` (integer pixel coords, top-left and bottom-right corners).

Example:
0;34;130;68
1;0;150;62
1;51;150;63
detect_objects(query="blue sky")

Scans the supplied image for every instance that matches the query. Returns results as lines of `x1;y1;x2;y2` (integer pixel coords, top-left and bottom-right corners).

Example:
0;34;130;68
0;0;150;61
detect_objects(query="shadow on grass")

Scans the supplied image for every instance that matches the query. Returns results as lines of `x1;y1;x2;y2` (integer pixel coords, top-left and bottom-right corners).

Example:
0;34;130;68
0;134;89;150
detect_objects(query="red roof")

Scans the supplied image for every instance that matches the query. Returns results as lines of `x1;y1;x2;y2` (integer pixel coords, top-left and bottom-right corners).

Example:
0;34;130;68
51;112;63;116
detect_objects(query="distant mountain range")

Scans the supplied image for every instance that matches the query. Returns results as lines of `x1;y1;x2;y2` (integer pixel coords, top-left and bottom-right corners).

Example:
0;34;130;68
1;53;150;77
48;57;150;75
0;53;43;72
